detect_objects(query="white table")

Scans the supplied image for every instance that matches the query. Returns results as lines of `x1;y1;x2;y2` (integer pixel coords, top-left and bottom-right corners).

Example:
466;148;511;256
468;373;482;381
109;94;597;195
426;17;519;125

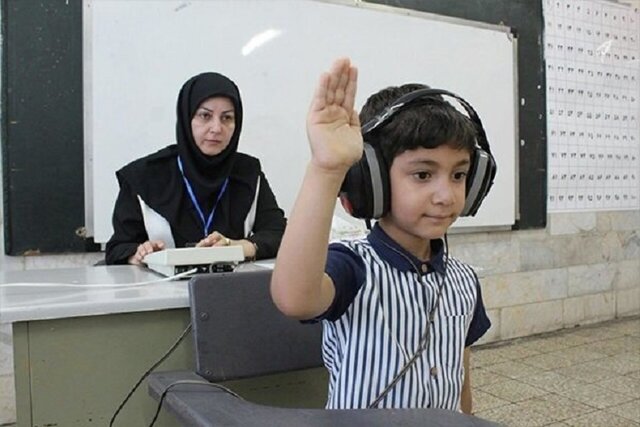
1;265;191;322
1;265;196;427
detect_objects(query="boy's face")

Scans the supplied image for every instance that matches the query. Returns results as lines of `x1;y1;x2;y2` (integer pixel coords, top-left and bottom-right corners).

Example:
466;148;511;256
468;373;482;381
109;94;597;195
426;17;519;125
381;145;470;253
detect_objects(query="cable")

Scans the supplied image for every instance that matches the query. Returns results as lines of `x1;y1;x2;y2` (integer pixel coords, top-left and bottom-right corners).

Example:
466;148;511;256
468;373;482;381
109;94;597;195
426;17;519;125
148;379;243;427
365;219;373;230
0;268;198;289
109;322;193;427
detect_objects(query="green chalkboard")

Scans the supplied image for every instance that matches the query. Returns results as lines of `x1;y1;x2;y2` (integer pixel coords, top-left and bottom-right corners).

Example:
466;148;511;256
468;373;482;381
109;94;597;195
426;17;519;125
1;0;98;254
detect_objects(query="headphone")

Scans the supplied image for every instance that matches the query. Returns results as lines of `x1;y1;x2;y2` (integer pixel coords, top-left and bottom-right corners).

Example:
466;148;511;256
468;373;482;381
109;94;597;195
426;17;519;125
339;88;497;219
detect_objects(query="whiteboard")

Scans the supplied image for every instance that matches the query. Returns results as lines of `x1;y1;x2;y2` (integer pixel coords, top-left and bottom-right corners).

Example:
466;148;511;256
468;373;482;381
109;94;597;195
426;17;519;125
84;0;517;243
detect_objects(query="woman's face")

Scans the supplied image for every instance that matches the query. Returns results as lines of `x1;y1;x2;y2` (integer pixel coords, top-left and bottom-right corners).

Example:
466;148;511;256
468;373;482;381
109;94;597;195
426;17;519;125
190;96;236;156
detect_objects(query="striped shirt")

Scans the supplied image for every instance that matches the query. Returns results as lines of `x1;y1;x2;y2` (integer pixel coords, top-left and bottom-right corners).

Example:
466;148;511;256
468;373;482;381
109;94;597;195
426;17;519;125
319;224;490;410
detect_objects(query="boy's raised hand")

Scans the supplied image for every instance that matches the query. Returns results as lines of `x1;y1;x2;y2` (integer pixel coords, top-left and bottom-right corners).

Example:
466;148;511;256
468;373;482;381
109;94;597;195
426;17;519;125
307;58;363;174
272;58;361;320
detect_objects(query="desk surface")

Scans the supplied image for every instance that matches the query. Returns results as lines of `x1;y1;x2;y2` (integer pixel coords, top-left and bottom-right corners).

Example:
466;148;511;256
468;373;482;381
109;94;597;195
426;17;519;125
0;265;189;323
0;263;271;323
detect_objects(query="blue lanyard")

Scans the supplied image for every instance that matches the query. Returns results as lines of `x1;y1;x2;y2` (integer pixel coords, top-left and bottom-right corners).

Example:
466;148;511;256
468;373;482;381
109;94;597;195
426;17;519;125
177;157;229;238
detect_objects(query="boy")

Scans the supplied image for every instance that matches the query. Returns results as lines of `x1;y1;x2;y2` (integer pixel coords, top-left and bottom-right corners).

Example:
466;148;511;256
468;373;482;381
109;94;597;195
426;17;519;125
271;58;491;413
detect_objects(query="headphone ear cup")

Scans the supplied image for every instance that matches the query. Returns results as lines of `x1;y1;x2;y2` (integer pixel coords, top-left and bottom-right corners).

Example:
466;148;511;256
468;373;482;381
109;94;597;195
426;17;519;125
462;147;497;216
339;143;390;219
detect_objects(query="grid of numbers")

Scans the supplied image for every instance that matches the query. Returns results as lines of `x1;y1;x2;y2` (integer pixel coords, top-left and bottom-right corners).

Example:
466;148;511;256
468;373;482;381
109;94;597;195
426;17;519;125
544;0;639;211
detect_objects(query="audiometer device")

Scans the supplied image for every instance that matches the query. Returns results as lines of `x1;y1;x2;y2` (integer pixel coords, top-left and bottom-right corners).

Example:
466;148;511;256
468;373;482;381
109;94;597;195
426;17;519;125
143;246;244;278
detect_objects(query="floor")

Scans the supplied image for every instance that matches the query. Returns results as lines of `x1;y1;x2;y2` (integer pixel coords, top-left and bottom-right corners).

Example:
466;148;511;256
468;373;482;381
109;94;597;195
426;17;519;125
471;316;640;426
1;316;637;427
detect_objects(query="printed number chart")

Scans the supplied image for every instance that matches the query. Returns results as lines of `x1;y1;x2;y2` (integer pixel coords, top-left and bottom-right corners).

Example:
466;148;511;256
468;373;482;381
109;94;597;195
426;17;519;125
544;0;639;211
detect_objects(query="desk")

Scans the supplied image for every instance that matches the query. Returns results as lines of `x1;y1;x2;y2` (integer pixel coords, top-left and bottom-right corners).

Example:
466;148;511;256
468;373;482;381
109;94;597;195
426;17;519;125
0;266;194;427
148;371;502;427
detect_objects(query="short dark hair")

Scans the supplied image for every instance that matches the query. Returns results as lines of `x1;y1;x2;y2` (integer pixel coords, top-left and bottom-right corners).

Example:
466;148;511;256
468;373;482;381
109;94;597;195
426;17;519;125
359;84;477;165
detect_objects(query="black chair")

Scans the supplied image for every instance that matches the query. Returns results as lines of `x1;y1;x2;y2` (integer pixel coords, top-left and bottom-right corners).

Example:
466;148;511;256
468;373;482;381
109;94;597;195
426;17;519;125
187;269;326;408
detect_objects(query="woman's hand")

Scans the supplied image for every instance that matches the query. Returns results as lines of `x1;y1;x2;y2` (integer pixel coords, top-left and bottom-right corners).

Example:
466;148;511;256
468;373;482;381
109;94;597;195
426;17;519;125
196;232;257;260
128;240;166;265
306;57;363;174
196;231;232;248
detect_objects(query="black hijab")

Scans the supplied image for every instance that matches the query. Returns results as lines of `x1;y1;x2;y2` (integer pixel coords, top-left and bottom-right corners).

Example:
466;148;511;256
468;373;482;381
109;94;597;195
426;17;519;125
176;72;244;208
117;72;244;227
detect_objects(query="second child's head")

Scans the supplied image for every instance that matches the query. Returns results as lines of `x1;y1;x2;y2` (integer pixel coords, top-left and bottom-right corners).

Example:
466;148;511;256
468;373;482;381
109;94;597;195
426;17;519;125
359;84;478;242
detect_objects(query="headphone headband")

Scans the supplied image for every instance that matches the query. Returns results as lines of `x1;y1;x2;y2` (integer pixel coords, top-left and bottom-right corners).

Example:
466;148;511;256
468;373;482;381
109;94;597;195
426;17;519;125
361;88;492;155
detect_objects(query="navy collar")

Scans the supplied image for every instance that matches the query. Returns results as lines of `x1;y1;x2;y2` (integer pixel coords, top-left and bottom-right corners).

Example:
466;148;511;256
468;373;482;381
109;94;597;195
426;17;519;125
367;223;446;275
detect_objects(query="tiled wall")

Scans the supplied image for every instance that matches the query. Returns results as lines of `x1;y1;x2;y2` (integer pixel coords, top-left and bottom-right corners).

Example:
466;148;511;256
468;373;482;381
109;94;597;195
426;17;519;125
0;324;15;426
449;211;640;345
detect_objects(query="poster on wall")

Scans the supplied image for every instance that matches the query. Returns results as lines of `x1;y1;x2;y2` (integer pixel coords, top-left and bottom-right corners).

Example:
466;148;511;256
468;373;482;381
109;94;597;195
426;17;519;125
544;0;640;211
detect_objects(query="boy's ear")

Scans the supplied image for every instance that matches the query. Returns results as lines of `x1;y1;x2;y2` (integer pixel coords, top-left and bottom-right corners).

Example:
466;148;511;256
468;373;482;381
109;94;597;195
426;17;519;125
338;194;354;216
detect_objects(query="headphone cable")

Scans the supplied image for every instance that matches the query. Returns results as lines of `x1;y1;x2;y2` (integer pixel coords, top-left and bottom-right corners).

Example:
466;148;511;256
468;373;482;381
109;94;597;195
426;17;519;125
148;379;243;427
109;322;193;427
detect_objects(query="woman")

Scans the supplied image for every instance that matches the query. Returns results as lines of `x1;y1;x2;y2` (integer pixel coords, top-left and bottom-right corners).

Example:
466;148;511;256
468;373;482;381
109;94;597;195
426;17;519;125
105;72;286;264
